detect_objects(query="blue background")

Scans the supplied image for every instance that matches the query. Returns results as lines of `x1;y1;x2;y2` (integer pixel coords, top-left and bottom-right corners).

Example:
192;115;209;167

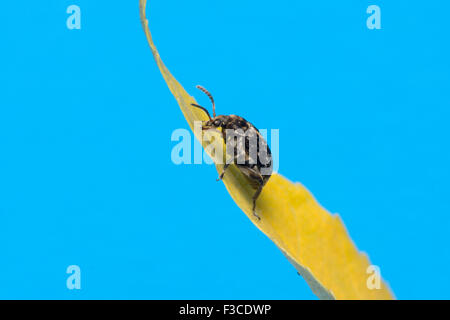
1;1;449;299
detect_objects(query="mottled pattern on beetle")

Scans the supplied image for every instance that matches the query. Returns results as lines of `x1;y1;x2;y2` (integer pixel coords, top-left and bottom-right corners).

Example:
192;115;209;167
203;114;273;187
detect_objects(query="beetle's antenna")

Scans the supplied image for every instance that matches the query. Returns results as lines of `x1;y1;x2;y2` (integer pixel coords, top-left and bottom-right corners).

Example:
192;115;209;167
191;103;212;120
196;85;216;118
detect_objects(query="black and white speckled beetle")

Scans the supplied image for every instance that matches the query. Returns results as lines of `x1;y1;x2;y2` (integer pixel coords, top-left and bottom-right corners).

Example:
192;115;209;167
192;85;273;220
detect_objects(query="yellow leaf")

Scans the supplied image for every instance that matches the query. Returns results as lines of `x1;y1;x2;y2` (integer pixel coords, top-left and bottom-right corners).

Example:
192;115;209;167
139;0;395;300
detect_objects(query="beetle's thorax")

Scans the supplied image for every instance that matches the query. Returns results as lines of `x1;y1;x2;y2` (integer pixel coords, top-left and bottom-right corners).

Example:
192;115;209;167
205;114;252;131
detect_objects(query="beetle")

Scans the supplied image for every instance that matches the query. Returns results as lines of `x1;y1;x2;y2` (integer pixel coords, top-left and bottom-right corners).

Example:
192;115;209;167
191;85;272;220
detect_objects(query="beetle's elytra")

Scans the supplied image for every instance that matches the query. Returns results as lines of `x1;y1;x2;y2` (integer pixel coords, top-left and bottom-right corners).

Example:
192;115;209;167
192;85;273;220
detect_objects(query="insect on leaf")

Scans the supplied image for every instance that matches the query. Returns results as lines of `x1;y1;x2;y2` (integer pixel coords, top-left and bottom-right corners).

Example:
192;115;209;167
139;0;395;300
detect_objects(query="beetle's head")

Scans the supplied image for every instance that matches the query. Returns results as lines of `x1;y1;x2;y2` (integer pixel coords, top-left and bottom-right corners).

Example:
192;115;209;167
203;115;227;130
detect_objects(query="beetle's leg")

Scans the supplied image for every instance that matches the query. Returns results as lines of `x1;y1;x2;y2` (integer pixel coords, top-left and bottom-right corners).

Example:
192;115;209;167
216;128;232;181
216;163;230;181
252;175;265;220
252;185;263;221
